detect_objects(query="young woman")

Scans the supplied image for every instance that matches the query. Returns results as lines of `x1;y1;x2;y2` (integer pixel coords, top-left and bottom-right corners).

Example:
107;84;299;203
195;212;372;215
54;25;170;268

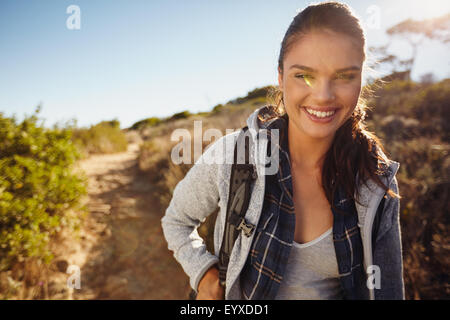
161;2;404;300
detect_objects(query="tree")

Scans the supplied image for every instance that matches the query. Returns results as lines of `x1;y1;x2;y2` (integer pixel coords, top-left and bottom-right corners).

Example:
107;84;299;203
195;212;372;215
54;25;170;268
368;13;450;81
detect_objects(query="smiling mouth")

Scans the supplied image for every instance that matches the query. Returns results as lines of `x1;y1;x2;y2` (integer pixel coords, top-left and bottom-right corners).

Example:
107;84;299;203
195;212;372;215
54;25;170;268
302;106;339;118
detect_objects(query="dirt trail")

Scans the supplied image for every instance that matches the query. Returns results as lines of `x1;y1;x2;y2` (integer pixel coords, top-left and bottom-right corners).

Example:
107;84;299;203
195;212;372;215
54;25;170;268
64;141;191;299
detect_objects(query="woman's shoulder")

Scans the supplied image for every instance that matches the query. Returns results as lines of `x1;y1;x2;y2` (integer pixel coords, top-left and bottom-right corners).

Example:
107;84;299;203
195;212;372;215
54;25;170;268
195;129;243;166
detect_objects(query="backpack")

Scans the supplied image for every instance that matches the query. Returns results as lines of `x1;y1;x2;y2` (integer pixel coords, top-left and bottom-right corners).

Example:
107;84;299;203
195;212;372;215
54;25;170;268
189;125;256;299
189;125;386;299
217;125;257;287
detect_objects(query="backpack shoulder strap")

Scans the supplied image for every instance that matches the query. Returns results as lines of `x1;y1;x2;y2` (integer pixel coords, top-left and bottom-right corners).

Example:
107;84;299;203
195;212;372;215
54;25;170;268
218;126;257;288
371;192;386;254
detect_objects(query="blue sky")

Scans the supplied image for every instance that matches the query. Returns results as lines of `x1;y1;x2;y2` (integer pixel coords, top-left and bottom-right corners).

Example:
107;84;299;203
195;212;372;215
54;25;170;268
1;0;449;129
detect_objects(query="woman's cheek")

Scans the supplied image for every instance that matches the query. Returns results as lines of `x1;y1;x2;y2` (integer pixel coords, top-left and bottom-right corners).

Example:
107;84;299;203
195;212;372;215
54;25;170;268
340;83;361;107
285;81;308;105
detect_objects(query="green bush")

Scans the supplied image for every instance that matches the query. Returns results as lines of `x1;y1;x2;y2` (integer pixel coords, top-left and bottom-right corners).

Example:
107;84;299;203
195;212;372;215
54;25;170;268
212;104;224;113
0;108;88;271
228;86;273;105
71;120;128;156
98;119;121;129
168;111;192;121
130;117;162;131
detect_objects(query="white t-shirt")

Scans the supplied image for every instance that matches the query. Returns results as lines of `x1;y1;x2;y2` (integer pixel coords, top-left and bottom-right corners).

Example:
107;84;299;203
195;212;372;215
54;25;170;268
275;227;344;300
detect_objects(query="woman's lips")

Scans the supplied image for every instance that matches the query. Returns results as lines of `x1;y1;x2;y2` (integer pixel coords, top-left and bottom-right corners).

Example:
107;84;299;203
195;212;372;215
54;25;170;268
302;106;339;112
301;106;339;123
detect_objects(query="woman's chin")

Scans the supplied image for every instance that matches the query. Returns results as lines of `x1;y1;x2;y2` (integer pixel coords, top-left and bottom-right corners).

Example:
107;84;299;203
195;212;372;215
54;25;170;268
301;123;338;140
308;131;335;140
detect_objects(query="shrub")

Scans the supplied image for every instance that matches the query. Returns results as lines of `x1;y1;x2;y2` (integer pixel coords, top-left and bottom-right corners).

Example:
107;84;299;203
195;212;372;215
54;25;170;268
368;78;450;141
366;80;419;117
71;120;128;156
410;79;450;141
386;138;449;299
212;104;224;113
0;108;88;271
129;117;162;131
367;77;450;298
228;86;273;105
168;111;192;121
99;119;120;129
378;115;421;140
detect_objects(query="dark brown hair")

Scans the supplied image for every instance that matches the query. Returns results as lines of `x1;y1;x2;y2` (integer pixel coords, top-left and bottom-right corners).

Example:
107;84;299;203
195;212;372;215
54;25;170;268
260;1;400;211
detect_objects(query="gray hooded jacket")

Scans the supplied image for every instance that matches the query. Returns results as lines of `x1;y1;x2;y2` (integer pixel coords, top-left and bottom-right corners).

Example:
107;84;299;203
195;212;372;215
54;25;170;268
161;106;405;300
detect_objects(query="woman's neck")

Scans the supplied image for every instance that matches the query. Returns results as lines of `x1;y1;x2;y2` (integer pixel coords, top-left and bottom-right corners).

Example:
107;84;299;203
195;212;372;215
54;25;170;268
287;120;334;171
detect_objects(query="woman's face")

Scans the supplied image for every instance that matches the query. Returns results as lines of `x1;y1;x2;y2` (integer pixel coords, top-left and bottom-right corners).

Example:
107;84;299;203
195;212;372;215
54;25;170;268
278;29;364;140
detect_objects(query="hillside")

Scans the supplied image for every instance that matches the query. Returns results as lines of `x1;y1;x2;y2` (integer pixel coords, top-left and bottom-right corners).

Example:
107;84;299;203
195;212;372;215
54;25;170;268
1;79;448;299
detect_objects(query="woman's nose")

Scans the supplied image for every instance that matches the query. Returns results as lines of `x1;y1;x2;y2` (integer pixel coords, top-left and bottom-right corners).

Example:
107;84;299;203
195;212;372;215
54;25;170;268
312;79;335;102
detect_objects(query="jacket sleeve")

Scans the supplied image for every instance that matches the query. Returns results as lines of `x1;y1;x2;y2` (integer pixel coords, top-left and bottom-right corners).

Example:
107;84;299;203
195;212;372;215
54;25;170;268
373;175;406;300
160;135;228;292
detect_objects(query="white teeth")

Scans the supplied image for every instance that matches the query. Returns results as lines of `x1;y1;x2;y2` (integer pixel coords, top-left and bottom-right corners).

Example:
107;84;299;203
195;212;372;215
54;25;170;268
305;108;336;118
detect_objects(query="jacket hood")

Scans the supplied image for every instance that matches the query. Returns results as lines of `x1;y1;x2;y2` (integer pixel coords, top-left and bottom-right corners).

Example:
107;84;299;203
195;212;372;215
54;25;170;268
246;105;277;132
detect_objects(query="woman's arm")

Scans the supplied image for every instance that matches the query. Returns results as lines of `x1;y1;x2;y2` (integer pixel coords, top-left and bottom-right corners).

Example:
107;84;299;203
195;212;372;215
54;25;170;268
373;176;406;300
160;134;231;293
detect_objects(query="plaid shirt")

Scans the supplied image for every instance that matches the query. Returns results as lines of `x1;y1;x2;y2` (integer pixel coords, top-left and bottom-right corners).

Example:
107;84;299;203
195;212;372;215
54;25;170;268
240;113;369;300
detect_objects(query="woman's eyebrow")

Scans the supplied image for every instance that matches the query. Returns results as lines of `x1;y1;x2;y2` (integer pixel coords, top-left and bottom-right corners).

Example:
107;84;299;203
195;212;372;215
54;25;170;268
335;66;360;73
289;64;316;72
289;64;360;73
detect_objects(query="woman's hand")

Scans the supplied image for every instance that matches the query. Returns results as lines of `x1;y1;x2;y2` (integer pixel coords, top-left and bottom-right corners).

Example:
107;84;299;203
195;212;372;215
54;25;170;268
196;264;225;300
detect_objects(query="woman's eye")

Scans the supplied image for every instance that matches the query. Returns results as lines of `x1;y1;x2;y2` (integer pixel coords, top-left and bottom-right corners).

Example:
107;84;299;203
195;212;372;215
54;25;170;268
295;74;314;86
295;74;313;79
